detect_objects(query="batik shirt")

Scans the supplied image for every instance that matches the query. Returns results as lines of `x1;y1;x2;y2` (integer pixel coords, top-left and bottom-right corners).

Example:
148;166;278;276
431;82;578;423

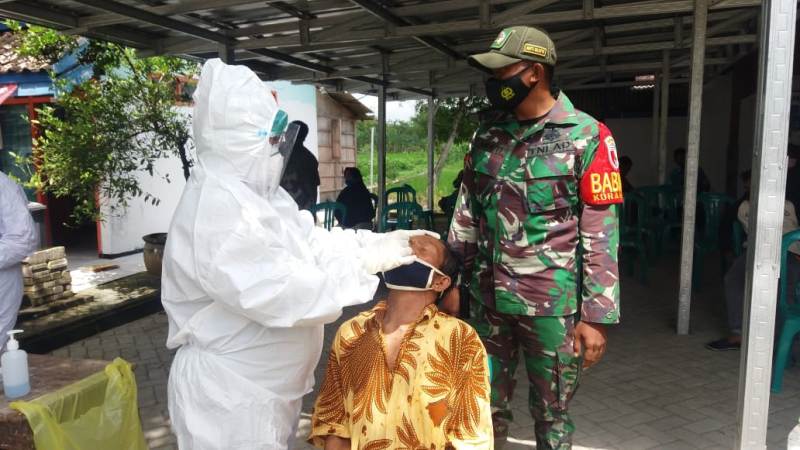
309;302;493;449
447;93;622;324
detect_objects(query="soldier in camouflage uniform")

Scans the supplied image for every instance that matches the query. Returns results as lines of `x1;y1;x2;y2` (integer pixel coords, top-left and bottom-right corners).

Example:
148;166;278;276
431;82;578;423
447;26;622;450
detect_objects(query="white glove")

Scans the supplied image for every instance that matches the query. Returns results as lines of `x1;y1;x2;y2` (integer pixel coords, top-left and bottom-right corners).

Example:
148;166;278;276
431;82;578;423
359;229;441;274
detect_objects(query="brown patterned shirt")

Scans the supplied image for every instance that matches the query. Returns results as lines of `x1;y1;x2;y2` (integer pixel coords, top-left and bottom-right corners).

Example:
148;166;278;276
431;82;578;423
308;302;493;449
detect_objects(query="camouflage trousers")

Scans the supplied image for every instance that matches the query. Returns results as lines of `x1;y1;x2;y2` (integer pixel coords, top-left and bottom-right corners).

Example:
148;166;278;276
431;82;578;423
469;298;582;450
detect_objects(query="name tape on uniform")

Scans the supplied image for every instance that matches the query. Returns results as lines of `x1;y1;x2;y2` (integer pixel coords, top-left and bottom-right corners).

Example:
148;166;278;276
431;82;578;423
523;44;548;58
528;140;573;157
579;123;624;206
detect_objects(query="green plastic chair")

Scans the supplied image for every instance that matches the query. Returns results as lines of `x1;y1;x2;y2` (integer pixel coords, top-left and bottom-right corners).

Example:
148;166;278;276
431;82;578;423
630;186;664;258
310;201;347;231
385;184;417;206
419;209;435;232
660;186;683;243
693;193;735;289
381;201;423;231
771;229;800;393
618;192;648;283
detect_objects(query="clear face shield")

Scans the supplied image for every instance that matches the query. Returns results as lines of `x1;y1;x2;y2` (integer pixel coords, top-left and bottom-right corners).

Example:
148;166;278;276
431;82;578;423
245;110;303;197
274;119;302;183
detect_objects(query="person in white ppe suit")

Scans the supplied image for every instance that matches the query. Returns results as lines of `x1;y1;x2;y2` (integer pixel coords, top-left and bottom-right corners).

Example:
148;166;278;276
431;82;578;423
162;59;431;450
0;172;36;350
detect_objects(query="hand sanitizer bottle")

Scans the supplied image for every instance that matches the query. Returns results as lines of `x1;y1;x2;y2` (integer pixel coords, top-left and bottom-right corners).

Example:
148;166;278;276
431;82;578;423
1;330;30;399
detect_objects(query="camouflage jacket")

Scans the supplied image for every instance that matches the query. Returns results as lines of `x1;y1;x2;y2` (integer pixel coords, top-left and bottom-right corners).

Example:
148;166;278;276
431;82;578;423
447;93;622;324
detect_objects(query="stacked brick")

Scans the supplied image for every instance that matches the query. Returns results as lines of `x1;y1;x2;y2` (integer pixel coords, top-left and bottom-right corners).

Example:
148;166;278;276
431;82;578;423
19;247;93;319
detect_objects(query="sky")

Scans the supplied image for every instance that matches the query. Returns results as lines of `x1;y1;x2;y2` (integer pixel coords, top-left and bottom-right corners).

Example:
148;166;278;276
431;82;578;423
355;95;419;122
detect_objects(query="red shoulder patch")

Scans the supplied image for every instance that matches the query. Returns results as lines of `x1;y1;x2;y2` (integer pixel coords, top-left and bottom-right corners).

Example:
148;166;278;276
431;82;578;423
580;123;624;205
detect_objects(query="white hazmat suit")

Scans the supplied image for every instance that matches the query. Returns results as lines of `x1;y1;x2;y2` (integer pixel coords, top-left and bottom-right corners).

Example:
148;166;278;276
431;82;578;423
0;172;36;351
162;59;424;449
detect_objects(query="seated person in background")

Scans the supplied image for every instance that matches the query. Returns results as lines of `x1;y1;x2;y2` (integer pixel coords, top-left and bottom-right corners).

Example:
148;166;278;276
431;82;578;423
336;167;376;229
619;156;634;194
309;235;493;449
669;147;711;193
438;170;464;224
786;144;799;211
706;194;800;351
719;170;752;266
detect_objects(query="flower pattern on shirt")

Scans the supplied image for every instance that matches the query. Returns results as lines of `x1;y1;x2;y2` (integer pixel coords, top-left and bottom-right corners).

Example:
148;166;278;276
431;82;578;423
338;317;392;423
397;414;426;450
308;303;494;449
423;322;488;440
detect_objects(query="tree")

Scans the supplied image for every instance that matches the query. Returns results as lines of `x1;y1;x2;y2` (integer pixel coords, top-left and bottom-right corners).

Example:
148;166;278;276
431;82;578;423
8;21;197;223
414;97;487;188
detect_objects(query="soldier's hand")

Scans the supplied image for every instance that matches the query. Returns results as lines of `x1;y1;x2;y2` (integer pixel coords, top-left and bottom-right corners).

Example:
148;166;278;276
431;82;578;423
573;321;608;369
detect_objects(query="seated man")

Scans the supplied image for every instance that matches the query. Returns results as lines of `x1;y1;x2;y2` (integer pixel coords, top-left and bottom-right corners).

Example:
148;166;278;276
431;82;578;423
309;235;493;449
706;195;800;350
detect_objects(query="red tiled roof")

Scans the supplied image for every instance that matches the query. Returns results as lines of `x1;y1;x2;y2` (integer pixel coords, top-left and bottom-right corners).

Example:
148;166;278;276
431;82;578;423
0;32;50;74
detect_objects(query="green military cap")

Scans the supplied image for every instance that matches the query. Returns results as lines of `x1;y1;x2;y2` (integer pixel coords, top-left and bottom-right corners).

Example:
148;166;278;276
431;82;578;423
469;26;557;70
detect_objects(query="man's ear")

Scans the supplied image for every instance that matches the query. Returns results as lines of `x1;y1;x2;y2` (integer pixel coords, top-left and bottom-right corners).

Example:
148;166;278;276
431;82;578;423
528;63;545;84
432;274;452;293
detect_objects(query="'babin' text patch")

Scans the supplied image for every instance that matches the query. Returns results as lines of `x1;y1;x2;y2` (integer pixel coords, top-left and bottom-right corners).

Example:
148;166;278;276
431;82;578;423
580;123;624;205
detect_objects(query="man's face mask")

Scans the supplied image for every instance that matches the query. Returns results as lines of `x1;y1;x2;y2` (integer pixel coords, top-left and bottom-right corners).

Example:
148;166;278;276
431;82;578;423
485;65;535;111
383;258;446;292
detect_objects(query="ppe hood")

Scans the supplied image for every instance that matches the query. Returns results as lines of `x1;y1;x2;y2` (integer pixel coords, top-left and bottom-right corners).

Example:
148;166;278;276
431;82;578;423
192;59;286;193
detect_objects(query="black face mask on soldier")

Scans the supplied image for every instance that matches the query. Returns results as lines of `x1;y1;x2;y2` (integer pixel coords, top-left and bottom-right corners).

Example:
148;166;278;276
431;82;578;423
485;66;536;111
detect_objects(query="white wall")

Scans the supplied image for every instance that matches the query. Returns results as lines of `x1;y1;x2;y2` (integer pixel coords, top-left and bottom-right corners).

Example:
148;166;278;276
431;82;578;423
265;81;318;157
99;82;320;256
605;73;733;192
699;74;732;192
98;151;190;256
737;94;757;196
605;117;687;188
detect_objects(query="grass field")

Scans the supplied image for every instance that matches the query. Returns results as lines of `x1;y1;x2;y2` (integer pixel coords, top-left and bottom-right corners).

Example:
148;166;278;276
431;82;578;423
356;144;467;210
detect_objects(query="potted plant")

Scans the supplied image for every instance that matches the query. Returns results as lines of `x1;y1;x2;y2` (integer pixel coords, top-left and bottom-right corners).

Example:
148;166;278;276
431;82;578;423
142;232;168;276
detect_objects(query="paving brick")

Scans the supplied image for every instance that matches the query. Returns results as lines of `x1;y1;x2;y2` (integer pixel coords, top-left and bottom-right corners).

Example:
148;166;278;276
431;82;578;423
617;435;661;449
45;261;800;450
635;423;679;445
683;417;727;434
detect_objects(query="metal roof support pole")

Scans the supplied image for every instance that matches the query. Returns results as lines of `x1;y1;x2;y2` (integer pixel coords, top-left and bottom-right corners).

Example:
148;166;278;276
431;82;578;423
218;43;235;64
657;50;671;183
651;76;661;175
376;54;389;232
676;0;708;335
657;50;671;184
427;96;436;212
736;0;797;446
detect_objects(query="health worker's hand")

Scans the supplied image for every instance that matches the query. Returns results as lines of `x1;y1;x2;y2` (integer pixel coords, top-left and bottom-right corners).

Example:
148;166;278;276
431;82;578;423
573;321;607;369
358;230;439;274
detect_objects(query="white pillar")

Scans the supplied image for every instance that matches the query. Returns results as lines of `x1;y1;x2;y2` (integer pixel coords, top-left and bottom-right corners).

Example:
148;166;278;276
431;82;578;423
427;96;435;211
657;50;671;185
676;0;708;335
737;0;797;446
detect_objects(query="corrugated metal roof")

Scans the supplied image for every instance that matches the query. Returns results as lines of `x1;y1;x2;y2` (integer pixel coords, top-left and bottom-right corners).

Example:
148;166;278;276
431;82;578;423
0;32;49;74
0;0;763;99
325;91;373;120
